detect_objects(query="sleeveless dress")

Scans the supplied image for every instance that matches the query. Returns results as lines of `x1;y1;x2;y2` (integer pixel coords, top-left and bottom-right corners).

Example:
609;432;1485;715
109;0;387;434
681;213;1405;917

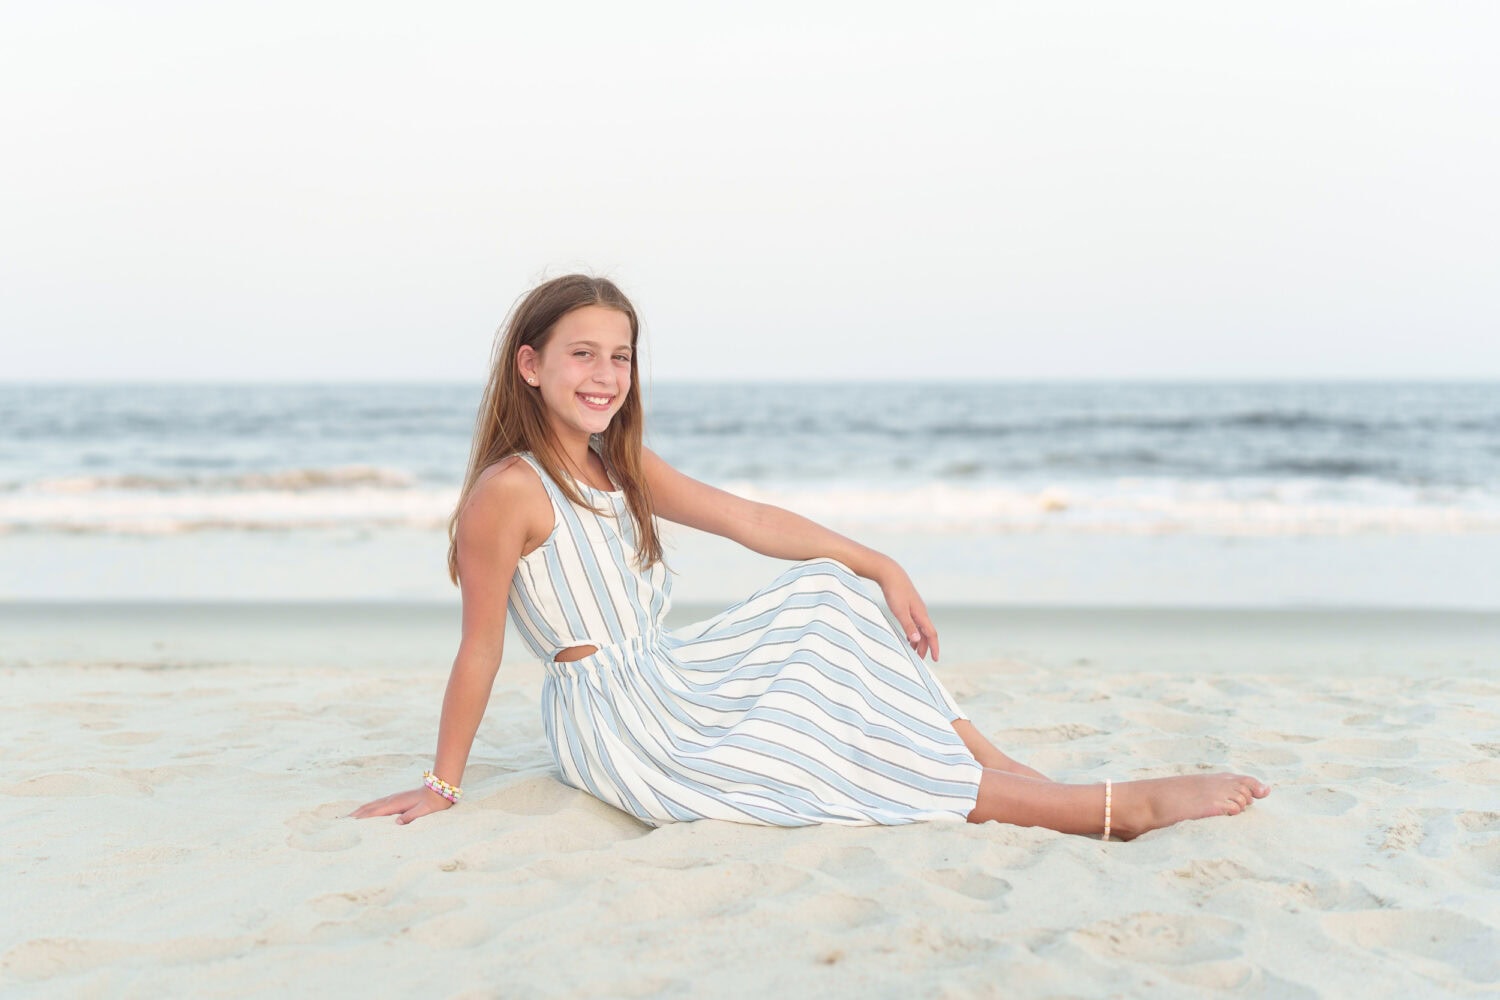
506;444;984;828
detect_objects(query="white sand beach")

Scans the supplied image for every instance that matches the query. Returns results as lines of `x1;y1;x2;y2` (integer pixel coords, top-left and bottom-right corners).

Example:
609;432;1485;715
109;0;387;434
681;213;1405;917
5;617;1498;998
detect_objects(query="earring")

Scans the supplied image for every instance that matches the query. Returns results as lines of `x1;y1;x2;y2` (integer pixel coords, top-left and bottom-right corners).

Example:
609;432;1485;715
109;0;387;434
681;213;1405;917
527;377;537;385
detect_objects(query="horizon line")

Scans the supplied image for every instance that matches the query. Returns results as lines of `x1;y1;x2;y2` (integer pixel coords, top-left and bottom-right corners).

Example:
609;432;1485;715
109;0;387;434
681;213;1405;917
3;374;1498;386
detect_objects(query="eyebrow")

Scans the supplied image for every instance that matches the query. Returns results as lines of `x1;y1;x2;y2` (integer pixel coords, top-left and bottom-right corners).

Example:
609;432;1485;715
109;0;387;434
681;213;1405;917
567;340;633;352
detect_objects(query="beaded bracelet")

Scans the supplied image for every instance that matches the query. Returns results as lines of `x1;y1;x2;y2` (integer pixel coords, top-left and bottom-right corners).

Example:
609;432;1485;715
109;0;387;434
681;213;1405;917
1101;779;1112;841
423;769;463;804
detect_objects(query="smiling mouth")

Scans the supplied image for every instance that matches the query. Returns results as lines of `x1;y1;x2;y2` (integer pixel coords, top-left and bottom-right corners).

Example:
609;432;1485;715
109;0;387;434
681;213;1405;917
577;393;615;409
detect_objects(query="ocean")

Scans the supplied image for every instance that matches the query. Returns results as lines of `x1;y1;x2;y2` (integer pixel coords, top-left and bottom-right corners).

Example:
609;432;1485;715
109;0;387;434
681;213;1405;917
1;381;1497;611
4;380;1497;537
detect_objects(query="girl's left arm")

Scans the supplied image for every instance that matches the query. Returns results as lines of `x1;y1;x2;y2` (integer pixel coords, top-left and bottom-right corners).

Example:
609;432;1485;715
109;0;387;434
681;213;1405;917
643;448;942;661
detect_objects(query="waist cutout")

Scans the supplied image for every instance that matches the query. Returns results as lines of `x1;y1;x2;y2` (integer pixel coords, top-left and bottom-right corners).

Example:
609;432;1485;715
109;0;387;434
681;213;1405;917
544;629;667;679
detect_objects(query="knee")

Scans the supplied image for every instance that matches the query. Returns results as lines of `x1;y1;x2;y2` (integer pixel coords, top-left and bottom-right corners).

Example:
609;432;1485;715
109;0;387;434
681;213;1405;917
795;556;855;578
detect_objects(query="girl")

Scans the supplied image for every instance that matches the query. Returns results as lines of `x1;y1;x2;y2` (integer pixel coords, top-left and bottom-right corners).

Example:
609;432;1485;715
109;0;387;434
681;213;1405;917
352;274;1269;837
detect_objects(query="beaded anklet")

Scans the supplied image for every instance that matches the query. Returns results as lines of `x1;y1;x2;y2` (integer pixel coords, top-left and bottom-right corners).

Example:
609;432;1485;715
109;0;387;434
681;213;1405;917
423;769;463;804
1102;779;1112;841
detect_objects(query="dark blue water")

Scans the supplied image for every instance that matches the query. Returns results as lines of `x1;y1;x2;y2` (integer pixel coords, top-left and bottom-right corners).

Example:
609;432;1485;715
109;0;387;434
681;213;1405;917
1;381;1496;534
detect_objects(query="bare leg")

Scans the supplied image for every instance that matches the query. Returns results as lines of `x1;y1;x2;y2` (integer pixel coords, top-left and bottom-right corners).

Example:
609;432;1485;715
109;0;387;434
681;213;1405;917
951;719;1051;781
966;768;1271;839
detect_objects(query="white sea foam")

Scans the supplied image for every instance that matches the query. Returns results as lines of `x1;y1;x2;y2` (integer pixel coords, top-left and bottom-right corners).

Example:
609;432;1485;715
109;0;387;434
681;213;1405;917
29;466;416;494
3;475;1498;536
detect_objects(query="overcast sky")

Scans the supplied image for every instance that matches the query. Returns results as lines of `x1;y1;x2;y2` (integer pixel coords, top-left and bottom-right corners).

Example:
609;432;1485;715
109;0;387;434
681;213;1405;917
2;3;1496;381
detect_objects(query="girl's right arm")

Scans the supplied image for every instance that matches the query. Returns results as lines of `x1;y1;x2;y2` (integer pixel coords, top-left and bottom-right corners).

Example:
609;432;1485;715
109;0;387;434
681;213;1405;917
349;458;549;824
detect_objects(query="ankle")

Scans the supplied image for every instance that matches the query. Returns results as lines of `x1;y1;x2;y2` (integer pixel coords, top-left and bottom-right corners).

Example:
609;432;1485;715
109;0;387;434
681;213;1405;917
1104;780;1151;841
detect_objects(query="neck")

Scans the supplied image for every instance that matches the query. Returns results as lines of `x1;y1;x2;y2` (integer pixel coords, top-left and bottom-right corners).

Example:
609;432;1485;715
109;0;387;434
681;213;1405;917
543;419;595;480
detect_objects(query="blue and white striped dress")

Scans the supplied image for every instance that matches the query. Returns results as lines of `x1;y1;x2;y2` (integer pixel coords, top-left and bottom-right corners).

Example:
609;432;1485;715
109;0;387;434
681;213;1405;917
506;446;983;827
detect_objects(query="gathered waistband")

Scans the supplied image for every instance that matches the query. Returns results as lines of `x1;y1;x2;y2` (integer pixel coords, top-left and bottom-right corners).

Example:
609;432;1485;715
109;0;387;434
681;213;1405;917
543;628;670;679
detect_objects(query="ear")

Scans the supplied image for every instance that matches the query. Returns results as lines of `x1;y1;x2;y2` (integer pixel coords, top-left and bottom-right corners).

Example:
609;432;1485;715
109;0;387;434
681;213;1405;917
517;344;538;383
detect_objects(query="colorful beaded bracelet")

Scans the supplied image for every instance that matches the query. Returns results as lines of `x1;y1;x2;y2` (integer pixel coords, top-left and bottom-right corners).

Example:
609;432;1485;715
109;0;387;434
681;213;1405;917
423;769;463;804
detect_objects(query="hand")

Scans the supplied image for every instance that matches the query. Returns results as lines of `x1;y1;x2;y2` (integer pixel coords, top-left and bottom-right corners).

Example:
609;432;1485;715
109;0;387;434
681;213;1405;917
349;785;454;824
877;564;940;662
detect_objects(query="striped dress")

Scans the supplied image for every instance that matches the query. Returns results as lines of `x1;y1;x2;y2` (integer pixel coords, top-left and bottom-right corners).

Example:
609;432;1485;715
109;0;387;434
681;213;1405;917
506;445;983;827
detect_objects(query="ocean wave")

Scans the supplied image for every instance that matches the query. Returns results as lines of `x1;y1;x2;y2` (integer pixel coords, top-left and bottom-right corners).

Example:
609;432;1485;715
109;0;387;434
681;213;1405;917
29;466;417;494
3;480;1498;537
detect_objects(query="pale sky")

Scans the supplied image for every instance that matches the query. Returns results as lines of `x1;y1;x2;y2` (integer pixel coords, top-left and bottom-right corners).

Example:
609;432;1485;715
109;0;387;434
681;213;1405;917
2;3;1496;381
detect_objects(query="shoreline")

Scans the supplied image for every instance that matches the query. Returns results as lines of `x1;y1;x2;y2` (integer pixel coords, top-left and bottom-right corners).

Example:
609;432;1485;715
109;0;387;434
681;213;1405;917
3;600;1498;678
5;528;1499;609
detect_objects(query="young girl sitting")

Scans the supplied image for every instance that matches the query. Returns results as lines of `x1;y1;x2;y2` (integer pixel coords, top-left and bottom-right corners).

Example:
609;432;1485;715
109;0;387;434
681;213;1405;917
352;274;1270;838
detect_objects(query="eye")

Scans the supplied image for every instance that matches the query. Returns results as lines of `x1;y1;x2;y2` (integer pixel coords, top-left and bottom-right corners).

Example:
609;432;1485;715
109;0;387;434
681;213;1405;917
573;350;592;359
613;354;632;363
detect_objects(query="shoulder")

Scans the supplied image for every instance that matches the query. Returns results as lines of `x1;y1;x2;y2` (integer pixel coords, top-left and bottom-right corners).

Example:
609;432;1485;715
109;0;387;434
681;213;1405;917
458;455;552;548
640;445;675;481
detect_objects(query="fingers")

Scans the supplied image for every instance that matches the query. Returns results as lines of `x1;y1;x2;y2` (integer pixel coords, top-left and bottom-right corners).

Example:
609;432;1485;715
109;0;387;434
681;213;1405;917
917;611;940;662
349;789;419;820
898;617;927;660
904;612;939;662
903;623;939;661
398;800;450;825
349;799;394;819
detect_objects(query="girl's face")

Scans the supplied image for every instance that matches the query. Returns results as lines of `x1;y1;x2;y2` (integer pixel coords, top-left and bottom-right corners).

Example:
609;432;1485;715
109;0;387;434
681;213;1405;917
518;305;634;442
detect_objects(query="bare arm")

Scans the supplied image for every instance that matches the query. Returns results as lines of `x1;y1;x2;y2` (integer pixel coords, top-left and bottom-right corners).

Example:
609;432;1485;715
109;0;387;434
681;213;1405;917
351;457;550;823
643;447;943;660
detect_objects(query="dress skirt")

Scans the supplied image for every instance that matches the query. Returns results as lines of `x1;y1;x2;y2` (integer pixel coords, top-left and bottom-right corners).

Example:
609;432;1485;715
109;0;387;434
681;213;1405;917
538;558;984;827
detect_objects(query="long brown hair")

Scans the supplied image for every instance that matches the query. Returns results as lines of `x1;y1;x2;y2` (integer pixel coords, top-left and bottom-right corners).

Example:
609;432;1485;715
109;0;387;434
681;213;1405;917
447;274;662;584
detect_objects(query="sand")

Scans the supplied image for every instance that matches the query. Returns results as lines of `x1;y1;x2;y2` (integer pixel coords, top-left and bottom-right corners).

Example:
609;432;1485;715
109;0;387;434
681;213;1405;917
5;647;1499;998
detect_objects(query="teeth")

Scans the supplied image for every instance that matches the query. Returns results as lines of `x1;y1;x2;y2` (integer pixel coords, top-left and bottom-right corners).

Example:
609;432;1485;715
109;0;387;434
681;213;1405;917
581;394;611;405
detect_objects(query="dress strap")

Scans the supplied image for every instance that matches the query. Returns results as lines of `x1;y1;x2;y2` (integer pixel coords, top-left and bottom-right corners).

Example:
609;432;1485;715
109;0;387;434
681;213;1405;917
513;452;566;505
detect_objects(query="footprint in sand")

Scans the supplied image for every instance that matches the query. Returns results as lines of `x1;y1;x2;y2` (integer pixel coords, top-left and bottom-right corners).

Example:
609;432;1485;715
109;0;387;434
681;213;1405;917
1124;709;1213;735
1436;759;1500;785
1320;737;1419;760
1287;878;1386;912
1282;786;1358;816
99;730;163;746
1376;810;1427;854
784;892;888;929
996;723;1104;744
1239;746;1301;767
1455;838;1500;885
598;861;813;922
1165;858;1258;890
812;845;882;880
1;771;148;798
922;867;1012;902
1323;909;1500;984
1072;912;1243;965
286;803;362;852
1374;806;1464;857
307;886;394;917
1458;810;1500;833
1247;730;1319;744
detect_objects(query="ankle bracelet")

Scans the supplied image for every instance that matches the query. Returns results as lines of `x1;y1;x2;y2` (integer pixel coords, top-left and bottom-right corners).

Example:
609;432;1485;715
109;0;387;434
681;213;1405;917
1102;780;1112;841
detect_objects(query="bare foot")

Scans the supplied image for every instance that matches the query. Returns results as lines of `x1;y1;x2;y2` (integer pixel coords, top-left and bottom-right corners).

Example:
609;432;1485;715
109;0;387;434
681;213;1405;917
1109;773;1270;840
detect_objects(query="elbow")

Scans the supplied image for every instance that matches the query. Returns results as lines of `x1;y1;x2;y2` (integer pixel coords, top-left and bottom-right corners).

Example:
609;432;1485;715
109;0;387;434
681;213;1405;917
451;638;504;680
